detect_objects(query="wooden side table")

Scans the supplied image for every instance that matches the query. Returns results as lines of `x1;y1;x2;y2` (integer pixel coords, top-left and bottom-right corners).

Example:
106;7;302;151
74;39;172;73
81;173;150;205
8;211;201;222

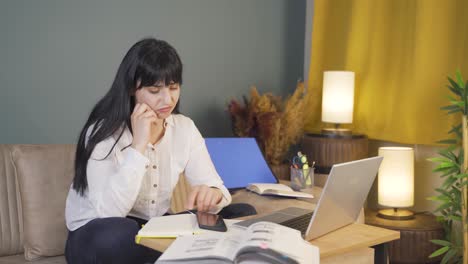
301;133;368;173
365;209;444;264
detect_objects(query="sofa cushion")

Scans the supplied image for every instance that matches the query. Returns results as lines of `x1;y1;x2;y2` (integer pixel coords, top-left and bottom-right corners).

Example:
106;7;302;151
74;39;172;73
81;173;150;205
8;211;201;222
0;145;24;257
0;254;66;264
11;145;75;261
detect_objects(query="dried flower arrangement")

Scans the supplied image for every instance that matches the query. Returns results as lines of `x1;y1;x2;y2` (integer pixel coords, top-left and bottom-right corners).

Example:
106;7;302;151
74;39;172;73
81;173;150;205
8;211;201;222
227;82;307;166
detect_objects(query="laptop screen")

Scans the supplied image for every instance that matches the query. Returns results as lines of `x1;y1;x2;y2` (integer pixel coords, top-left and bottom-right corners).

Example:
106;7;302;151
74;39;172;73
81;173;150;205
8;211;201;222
205;138;278;189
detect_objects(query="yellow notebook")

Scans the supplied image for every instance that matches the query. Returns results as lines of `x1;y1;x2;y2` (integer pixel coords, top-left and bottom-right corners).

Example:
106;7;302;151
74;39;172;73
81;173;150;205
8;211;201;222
135;214;241;243
135;214;200;243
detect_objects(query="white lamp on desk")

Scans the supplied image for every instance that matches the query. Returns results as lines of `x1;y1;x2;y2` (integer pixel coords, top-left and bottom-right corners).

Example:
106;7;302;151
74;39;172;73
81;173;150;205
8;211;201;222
377;147;415;220
321;71;355;135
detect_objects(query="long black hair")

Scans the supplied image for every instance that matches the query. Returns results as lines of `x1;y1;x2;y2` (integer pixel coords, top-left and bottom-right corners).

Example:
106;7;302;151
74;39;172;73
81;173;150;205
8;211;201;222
73;38;183;196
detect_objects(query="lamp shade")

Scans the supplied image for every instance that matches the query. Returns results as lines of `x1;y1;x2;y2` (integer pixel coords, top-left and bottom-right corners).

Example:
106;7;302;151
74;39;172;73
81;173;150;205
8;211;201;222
321;71;355;124
378;147;414;208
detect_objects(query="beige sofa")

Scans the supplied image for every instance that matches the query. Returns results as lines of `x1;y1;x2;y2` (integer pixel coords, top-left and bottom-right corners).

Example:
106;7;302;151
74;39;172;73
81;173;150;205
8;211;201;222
0;144;193;264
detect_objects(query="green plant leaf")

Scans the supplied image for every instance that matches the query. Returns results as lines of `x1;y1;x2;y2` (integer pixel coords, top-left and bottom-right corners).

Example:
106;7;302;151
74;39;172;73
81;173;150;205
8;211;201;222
437;139;458;145
433;163;454;170
447;94;458;102
448;215;462;221
430;239;452;247
450;101;465;108
448;77;461;92
437;163;460;174
429;246;450;258
435;202;453;213
435;188;452;197
438;147;458;161
439;167;460;177
447;85;462;97
442;176;458;188
460;180;468;187
433;166;454;174
453;131;463;140
427;195;450;202
427;196;440;201
446;144;458;151
441;160;458;168
455;70;465;87
447;81;462;96
440;248;458;264
428;157;453;163
441;104;460;112
452;202;462;212
440;161;457;168
454;227;463;246
451;187;461;195
448;124;462;135
448;108;462;114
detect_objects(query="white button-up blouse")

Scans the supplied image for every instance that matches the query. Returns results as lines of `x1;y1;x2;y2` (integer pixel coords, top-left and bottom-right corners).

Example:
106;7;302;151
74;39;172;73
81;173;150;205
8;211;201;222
65;114;232;231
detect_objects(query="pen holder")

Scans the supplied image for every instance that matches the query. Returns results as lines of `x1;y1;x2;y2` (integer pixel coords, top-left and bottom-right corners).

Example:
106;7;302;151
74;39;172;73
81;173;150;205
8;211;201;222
290;167;314;191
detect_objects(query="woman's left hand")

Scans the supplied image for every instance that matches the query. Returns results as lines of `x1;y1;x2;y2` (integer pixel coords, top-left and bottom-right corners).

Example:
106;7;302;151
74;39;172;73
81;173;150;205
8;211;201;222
186;185;223;212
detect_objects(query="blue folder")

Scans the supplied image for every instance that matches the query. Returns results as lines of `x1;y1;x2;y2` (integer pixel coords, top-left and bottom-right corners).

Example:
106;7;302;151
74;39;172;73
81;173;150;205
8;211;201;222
204;138;278;189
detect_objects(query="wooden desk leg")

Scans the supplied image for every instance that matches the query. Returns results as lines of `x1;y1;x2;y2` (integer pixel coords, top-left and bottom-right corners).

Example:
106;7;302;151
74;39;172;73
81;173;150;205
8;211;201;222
373;243;388;264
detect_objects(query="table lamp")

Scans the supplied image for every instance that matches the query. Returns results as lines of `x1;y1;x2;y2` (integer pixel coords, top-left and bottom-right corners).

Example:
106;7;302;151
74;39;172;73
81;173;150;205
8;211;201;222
321;71;355;135
302;71;366;174
377;147;415;220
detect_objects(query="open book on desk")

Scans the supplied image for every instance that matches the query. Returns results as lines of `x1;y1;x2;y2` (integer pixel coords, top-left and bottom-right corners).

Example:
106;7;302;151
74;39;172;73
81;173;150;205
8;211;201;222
247;183;314;199
156;221;319;264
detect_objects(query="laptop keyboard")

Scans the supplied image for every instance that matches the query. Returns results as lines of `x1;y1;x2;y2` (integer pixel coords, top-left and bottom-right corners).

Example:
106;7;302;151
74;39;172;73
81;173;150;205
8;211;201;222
235;208;314;236
281;212;313;235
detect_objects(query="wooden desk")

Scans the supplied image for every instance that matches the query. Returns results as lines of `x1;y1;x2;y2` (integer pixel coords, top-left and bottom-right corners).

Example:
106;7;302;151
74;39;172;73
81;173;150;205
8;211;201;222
140;222;398;258
140;188;400;263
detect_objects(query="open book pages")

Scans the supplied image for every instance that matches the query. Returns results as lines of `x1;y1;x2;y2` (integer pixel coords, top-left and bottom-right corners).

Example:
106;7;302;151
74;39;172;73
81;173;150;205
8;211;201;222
135;214;241;242
247;183;314;199
156;221;319;264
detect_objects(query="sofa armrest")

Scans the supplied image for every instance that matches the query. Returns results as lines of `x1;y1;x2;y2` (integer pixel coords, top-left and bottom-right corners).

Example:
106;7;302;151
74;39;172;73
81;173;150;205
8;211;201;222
0;144;24;257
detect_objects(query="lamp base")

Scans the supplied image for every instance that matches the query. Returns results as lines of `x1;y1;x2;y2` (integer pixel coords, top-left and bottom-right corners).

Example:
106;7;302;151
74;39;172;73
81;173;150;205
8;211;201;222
321;128;352;136
377;208;415;220
301;133;368;174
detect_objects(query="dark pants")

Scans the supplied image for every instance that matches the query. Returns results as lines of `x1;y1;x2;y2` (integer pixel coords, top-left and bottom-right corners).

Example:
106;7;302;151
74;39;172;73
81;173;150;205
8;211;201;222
65;203;256;264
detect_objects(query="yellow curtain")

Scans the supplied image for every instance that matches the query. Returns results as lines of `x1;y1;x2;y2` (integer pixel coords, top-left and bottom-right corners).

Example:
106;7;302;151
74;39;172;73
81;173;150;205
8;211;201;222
305;0;468;145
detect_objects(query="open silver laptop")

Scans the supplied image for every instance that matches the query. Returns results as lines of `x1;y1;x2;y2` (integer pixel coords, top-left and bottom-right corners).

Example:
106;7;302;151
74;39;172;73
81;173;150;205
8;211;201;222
235;156;383;240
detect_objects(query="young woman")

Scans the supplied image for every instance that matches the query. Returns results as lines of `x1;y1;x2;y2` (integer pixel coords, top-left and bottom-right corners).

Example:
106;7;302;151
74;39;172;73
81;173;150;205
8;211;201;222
64;38;237;264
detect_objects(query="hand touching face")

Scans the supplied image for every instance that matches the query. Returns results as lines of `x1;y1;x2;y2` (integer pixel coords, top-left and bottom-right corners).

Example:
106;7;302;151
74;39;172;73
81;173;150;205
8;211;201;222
134;82;180;120
130;103;161;154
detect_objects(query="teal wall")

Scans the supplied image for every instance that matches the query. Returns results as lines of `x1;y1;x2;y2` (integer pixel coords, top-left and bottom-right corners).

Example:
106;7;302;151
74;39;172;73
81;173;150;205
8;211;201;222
0;0;306;143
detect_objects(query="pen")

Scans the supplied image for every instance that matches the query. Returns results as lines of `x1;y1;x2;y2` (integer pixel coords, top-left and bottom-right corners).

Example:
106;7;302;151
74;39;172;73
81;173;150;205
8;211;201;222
302;164;312;185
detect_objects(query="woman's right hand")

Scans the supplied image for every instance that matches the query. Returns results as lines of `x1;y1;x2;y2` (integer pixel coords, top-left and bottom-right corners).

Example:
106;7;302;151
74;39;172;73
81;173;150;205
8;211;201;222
131;103;158;154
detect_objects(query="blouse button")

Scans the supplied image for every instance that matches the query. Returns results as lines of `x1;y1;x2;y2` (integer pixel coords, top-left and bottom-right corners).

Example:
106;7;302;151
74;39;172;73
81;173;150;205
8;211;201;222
151;200;155;204
153;165;157;169
145;165;149;169
153;184;158;188
151;147;155;151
